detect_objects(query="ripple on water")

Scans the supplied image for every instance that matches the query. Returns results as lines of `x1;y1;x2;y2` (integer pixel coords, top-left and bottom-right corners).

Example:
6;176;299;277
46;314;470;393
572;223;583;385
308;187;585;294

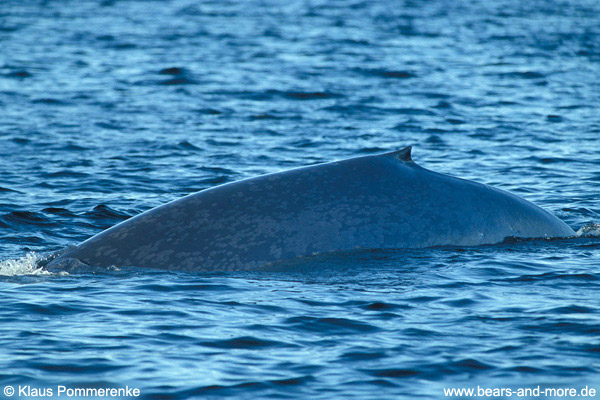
200;336;296;349
2;211;54;227
284;316;380;335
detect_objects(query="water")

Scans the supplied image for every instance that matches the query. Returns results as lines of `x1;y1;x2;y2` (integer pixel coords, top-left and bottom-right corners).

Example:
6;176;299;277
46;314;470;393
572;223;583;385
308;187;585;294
1;0;599;398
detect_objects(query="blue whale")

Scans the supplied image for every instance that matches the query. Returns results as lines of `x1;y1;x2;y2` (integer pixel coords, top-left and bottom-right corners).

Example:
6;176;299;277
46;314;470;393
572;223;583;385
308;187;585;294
49;147;574;271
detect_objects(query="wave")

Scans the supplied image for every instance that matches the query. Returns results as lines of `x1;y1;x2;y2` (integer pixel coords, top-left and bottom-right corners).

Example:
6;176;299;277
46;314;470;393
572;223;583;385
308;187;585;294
0;252;52;276
576;223;600;237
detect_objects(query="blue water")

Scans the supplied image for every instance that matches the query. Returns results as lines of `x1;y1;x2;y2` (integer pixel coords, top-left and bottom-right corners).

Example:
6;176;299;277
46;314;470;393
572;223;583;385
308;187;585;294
1;0;600;398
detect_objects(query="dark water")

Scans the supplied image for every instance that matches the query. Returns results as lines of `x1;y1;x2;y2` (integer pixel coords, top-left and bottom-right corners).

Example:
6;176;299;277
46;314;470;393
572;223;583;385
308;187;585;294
1;0;600;398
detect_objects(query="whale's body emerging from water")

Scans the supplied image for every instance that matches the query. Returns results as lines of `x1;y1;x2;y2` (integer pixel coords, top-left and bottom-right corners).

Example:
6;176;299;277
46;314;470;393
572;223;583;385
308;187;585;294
51;147;574;271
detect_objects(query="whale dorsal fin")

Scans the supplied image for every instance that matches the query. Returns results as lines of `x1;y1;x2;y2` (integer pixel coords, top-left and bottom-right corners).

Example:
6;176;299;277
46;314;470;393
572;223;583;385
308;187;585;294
383;146;413;162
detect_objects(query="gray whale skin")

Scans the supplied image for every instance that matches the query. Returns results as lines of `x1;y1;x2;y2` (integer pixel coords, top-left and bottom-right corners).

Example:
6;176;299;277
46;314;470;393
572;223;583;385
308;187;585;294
50;147;574;271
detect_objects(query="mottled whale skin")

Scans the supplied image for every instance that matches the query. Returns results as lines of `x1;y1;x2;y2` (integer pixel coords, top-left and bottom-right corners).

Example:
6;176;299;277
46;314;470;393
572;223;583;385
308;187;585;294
51;147;574;271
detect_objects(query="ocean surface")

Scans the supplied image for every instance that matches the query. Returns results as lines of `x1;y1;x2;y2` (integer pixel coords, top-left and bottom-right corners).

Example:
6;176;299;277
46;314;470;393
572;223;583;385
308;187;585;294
1;0;599;398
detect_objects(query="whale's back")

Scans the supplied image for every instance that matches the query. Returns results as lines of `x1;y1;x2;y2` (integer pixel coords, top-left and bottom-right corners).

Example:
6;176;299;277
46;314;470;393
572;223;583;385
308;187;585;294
53;149;574;271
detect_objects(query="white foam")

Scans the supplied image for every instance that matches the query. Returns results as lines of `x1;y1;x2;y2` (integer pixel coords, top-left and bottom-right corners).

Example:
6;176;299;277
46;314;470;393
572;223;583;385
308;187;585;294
576;223;600;237
0;252;52;276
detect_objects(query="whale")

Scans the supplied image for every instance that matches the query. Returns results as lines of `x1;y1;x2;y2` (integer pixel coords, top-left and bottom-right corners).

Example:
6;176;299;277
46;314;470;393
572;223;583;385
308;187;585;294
48;147;575;271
